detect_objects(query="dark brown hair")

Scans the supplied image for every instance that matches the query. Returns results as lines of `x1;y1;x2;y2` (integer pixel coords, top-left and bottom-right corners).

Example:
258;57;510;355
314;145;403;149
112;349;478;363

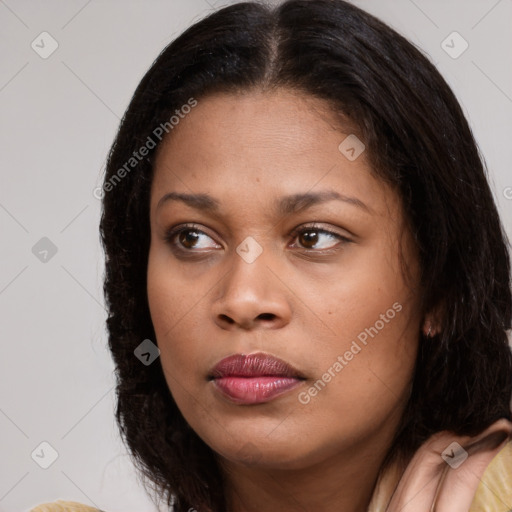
99;1;512;510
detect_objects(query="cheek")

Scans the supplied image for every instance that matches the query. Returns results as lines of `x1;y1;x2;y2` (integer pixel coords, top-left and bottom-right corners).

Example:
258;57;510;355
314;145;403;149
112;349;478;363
297;242;419;420
304;237;416;346
146;252;206;378
294;298;417;450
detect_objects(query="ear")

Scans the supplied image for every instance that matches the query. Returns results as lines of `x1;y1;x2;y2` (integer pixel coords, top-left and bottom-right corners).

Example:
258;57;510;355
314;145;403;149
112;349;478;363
421;297;445;337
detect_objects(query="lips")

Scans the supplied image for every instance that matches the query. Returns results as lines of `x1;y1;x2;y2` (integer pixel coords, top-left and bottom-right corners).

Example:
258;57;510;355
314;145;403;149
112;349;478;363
209;353;305;405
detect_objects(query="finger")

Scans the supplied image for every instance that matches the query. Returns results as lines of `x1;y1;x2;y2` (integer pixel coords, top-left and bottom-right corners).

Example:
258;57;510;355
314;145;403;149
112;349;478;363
385;431;450;511
434;422;512;512
385;419;512;512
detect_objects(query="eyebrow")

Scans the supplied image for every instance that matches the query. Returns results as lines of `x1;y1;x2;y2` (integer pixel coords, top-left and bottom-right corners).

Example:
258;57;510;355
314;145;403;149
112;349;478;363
156;190;372;216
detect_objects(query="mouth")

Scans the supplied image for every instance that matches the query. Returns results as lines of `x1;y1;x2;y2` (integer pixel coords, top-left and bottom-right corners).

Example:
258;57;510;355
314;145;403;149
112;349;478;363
208;352;306;405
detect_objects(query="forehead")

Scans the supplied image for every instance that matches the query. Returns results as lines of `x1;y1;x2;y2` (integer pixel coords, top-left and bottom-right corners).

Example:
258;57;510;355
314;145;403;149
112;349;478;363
150;89;395;219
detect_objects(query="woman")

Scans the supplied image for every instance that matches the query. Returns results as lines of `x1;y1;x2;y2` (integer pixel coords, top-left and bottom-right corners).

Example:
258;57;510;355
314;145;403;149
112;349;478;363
32;0;512;510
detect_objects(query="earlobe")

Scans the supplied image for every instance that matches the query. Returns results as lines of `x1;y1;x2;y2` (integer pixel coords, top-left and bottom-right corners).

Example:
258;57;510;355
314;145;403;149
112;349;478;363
422;298;446;338
423;322;434;338
422;319;440;338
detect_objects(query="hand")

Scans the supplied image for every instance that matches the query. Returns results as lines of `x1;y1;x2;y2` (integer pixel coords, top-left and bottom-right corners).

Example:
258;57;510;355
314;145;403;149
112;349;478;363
385;418;512;512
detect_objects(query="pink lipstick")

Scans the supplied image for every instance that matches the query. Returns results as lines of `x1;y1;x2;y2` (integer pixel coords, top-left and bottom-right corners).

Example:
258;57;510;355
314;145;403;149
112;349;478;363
209;352;305;405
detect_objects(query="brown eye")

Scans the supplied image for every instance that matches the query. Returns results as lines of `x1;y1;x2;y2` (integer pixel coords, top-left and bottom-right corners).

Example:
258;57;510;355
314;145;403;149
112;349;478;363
178;230;200;249
298;230;321;249
290;225;351;252
164;224;221;252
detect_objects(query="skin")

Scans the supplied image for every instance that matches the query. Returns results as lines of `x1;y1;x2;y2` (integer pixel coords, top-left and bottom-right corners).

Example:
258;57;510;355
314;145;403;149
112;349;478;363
147;88;427;512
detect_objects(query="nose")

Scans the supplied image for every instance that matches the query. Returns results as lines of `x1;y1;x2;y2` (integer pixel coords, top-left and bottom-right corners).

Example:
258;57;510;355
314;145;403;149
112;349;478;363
212;248;292;331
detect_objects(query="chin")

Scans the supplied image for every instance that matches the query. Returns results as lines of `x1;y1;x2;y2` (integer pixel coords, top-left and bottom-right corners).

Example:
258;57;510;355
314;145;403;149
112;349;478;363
211;432;333;472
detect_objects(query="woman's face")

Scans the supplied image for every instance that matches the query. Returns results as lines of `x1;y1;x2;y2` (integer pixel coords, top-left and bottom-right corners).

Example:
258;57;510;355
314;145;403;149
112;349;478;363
147;88;422;471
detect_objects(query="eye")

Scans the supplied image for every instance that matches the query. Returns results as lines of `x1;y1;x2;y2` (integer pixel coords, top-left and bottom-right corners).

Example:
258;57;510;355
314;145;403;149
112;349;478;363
289;224;351;252
164;222;351;255
164;224;221;252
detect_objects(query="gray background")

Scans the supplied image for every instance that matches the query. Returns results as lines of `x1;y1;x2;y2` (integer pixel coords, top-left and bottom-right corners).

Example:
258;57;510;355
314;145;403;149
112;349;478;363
1;0;511;511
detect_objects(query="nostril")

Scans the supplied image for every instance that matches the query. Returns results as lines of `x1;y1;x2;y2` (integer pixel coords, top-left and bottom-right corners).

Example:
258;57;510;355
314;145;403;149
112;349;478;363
219;314;235;324
258;313;275;321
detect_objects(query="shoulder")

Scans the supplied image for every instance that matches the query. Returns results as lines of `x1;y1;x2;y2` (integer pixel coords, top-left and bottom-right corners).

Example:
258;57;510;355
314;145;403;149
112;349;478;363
470;440;512;511
29;500;103;512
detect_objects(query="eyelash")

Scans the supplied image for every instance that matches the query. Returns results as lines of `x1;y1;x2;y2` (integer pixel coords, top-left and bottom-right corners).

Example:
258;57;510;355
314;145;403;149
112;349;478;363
163;223;351;256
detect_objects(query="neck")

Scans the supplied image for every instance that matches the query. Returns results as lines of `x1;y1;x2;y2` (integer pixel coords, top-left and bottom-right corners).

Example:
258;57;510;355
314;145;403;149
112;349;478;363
220;411;404;512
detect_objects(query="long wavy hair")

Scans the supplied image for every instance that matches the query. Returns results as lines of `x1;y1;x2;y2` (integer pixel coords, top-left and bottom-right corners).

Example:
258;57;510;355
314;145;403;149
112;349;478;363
99;1;512;510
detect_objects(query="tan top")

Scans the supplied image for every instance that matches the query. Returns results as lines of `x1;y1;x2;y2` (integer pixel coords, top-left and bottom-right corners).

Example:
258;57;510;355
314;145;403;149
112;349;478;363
30;502;100;512
31;419;512;512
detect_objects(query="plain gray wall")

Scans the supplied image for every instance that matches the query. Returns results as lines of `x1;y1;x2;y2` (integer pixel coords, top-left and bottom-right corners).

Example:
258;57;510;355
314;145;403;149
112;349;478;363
1;1;511;511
